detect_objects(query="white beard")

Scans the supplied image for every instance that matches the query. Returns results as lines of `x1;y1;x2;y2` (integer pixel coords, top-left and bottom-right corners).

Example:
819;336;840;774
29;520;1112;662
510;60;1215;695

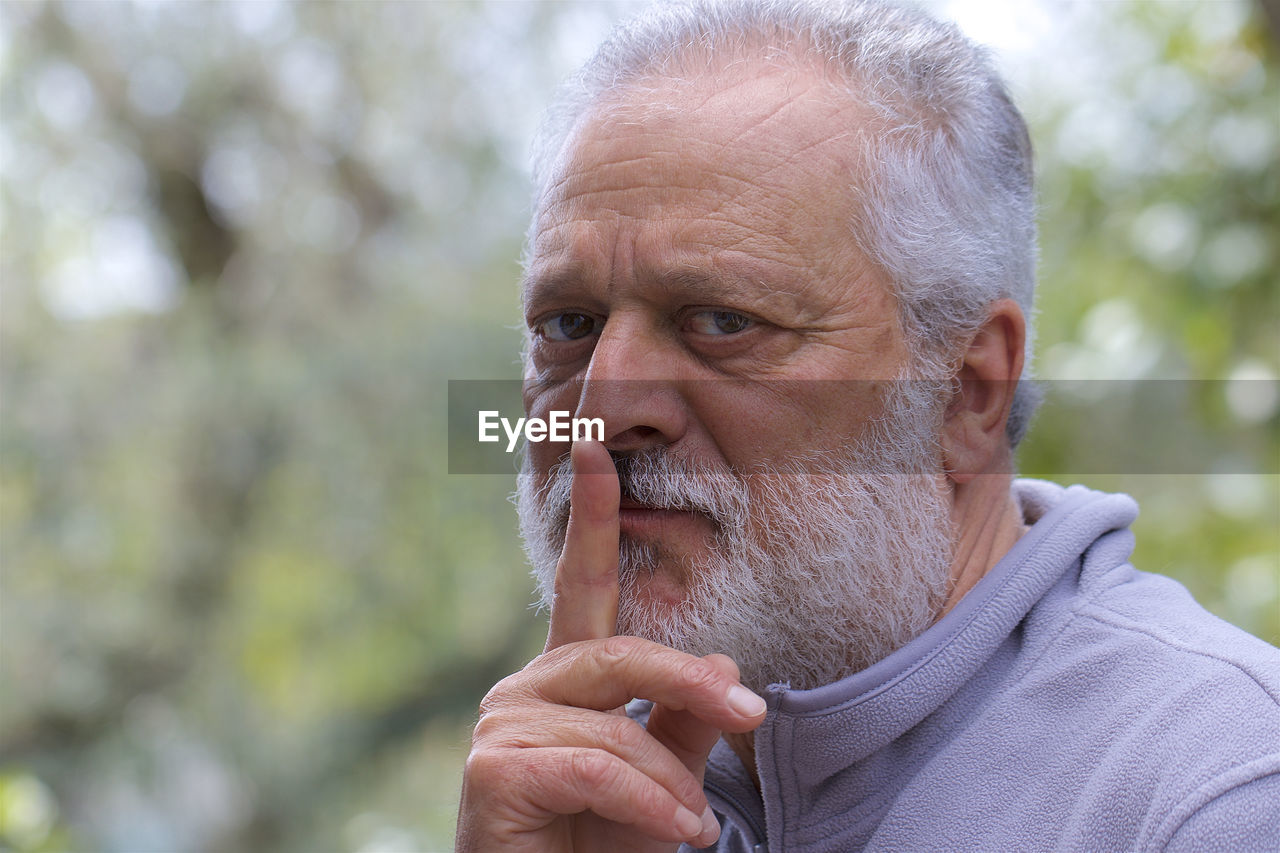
516;380;954;692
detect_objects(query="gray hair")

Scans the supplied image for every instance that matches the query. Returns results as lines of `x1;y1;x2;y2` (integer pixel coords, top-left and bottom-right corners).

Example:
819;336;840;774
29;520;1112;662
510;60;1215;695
528;0;1040;446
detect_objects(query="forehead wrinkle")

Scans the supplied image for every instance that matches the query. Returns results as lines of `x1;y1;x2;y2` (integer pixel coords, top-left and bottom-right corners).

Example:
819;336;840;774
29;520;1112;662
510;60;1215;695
522;238;601;314
540;83;864;239
552;72;855;207
651;264;801;312
608;63;854;154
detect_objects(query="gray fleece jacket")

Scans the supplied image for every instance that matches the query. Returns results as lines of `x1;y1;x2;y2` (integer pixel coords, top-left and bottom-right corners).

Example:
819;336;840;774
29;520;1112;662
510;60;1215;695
669;479;1280;852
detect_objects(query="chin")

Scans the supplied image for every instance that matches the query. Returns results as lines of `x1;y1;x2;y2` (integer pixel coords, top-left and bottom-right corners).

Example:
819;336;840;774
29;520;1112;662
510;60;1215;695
618;535;688;589
625;569;689;610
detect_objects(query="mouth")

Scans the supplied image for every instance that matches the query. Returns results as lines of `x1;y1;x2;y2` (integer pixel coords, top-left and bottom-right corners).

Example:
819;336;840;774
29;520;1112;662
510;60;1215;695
617;498;713;540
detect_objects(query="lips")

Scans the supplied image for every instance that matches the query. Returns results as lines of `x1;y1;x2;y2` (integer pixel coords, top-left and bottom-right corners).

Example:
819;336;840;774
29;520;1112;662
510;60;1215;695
617;499;711;540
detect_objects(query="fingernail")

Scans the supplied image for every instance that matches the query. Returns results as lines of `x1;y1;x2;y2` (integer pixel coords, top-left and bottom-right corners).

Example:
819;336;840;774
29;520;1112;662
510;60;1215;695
727;684;766;717
700;804;721;843
674;805;702;837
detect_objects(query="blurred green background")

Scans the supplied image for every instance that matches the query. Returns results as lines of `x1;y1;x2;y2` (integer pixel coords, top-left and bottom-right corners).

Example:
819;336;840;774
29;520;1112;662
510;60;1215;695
1;1;1276;850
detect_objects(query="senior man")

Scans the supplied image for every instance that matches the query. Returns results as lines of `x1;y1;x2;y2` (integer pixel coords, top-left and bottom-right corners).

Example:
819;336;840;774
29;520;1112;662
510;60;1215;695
457;1;1280;850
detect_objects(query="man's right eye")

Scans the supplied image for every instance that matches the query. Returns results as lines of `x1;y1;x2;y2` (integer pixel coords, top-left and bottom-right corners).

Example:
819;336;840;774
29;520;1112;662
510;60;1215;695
536;313;597;342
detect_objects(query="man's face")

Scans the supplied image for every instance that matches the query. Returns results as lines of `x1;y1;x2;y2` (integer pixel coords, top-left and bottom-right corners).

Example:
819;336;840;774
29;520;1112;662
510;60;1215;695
517;65;953;688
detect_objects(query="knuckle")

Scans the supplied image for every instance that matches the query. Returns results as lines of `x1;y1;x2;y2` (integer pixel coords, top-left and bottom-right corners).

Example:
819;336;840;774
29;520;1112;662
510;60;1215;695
704;652;742;683
598;634;643;665
477;691;500;718
478;654;551;715
469;708;509;744
477;673;521;716
675;656;721;694
463;747;505;788
571;749;619;791
532;643;572;670
607;715;650;752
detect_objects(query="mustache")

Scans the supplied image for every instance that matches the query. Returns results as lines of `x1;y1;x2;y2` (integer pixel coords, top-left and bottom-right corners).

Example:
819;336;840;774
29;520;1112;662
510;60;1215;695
537;447;748;532
613;452;714;512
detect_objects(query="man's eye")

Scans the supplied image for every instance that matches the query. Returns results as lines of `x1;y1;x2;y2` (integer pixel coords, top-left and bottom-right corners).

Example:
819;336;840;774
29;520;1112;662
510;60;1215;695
689;310;753;335
536;312;597;342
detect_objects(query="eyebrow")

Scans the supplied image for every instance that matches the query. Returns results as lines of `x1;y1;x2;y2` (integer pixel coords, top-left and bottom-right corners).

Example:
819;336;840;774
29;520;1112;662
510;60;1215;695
522;260;806;318
663;265;812;316
521;266;589;316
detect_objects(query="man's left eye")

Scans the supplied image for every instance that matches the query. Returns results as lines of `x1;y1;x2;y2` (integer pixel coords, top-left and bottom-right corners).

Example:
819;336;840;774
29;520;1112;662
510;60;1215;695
689;310;753;335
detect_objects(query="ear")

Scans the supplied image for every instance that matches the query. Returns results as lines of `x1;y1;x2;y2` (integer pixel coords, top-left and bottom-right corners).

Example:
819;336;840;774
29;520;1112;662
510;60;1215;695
942;299;1026;483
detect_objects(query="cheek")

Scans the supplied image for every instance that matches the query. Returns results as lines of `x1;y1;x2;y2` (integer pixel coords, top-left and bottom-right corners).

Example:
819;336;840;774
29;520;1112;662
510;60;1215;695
688;386;814;473
692;382;884;470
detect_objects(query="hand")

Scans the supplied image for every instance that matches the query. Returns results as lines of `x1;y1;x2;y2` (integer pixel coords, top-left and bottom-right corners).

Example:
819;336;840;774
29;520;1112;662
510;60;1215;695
456;440;767;851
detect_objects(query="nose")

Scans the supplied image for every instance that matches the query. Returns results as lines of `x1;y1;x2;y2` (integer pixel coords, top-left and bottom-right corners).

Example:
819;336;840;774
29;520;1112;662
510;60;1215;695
576;315;688;454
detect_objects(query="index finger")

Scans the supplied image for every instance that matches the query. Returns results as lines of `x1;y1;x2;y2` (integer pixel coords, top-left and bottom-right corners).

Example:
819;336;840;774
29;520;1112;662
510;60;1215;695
545;439;620;650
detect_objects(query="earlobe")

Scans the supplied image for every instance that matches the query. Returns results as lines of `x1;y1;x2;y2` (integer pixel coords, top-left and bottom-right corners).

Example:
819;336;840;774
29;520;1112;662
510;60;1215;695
942;300;1026;483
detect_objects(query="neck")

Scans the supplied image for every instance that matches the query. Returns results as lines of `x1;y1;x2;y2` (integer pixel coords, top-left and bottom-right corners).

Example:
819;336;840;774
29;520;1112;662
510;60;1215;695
940;472;1024;616
723;472;1024;789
